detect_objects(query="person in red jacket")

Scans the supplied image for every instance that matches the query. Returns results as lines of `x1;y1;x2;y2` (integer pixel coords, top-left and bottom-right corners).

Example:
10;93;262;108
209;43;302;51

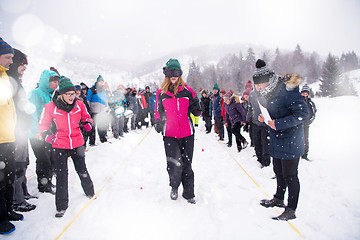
154;59;201;204
39;78;95;218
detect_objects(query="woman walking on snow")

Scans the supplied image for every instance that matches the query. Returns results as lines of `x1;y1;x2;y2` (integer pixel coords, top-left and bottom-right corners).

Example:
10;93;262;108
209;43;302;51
39;78;95;217
154;59;201;204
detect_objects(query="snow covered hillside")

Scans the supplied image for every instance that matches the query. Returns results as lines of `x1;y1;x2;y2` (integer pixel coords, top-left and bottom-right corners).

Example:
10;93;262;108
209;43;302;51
5;96;360;240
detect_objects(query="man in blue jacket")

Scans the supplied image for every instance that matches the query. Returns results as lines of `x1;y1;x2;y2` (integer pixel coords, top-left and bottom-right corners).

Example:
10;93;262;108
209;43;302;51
212;83;224;141
254;59;309;221
87;75;108;144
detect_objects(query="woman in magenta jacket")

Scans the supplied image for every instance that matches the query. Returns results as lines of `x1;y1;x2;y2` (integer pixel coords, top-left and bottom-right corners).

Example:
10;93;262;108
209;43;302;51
39;78;95;217
154;59;201;204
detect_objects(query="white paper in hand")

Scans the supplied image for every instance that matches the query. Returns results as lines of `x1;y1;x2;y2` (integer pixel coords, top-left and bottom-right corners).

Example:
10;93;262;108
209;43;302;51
257;100;272;125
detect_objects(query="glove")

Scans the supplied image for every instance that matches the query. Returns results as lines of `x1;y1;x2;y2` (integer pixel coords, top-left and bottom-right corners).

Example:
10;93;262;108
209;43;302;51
83;123;92;132
154;119;164;133
45;134;55;144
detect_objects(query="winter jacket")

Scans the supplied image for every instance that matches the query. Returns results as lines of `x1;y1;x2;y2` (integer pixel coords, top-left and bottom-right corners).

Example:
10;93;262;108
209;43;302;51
303;96;317;126
127;93;139;114
220;98;226;120
200;96;212;118
0;65;16;143
108;91;127;117
224;95;246;125
39;96;93;149
155;84;201;139
246;90;267;127
213;92;222;118
266;75;309;160
28;69;59;138
86;83;107;114
148;94;156;111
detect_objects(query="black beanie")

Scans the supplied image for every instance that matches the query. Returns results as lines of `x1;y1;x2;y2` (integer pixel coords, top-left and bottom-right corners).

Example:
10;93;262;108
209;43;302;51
7;48;27;80
58;78;76;94
253;59;272;84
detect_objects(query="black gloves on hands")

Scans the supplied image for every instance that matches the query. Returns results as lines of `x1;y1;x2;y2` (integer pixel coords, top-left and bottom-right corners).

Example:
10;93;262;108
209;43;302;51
155;119;164;133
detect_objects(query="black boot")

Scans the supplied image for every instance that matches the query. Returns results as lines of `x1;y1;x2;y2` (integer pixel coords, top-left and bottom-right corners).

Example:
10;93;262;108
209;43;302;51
237;145;242;152
227;142;232;147
8;210;24;221
272;207;296;221
12;201;36;212
187;198;196;204
260;197;285;208
170;187;178;200
0;221;15;235
55;210;66;218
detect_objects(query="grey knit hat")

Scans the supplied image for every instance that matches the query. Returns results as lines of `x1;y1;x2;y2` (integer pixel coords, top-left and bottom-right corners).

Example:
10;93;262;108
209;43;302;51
253;59;273;84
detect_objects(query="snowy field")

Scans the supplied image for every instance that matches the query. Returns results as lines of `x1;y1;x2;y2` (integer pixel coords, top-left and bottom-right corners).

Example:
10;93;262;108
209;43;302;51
4;96;360;240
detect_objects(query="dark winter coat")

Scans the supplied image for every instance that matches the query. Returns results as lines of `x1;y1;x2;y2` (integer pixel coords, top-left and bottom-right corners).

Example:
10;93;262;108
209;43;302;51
213;92;222;118
200;96;211;118
303;96;316;126
265;75;309;160
127;93;139;114
224;95;246;125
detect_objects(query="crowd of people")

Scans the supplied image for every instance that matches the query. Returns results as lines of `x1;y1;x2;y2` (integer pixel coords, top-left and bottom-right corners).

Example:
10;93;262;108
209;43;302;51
0;37;317;235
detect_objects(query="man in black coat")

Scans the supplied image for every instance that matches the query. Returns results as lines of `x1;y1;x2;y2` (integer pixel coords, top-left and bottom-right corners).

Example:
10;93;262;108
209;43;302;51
7;49;37;212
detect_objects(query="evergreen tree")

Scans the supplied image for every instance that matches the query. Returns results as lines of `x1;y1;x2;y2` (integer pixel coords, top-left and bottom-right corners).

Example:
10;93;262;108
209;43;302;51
320;54;341;97
187;60;201;92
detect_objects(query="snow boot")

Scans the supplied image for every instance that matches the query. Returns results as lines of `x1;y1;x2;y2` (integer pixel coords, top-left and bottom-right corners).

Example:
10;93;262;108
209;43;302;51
227;142;232;148
8;210;24;221
272;207;296;221
12;201;36;212
0;221;15;235
237;145;242;152
187;198;196;204
170;188;178;200
260;197;285;208
55;210;66;218
242;140;248;149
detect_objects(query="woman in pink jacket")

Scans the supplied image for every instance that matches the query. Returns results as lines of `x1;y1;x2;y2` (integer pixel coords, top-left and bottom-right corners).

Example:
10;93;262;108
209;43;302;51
154;59;201;204
39;78;94;217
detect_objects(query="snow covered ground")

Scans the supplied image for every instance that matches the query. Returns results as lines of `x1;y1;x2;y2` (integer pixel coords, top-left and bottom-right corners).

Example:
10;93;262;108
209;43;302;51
4;96;360;240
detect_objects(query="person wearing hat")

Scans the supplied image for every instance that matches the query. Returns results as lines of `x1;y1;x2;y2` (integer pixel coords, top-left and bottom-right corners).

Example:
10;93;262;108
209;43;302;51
0;37;24;235
253;59;309;221
300;84;317;161
39;78;94;218
200;89;212;133
246;81;270;168
87;75;108;144
28;69;60;195
108;85;127;139
7;48;37;212
154;58;201;204
127;88;139;130
223;90;248;152
213;83;225;141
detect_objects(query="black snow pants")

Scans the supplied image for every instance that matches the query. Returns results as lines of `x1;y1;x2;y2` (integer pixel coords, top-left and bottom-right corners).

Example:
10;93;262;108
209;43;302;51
163;135;195;200
0;143;15;223
53;146;94;211
273;158;300;211
30;138;54;191
252;124;270;167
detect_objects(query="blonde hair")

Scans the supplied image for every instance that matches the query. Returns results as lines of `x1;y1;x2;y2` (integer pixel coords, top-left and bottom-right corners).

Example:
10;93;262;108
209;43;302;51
161;77;185;95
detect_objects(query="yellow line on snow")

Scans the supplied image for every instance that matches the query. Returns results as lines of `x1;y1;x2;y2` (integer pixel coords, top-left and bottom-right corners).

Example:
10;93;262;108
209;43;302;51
218;141;303;238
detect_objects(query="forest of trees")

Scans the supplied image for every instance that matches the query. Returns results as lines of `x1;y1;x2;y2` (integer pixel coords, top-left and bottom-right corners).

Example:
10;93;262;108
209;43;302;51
186;44;359;97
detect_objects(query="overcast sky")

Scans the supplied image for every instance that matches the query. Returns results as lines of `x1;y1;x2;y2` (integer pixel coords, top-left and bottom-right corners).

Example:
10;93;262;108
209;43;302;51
1;0;360;63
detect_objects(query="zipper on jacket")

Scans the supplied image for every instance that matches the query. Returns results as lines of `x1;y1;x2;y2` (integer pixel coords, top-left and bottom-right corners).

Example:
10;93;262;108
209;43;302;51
67;113;73;149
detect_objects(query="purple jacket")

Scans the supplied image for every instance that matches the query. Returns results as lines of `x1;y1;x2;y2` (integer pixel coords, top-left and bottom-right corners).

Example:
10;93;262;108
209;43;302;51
225;95;246;125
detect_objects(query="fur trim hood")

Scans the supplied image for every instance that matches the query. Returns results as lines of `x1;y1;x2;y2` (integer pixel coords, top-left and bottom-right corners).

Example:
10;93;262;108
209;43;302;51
284;74;302;91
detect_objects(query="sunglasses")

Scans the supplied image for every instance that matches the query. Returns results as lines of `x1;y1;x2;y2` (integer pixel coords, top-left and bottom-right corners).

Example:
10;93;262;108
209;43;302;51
163;68;182;78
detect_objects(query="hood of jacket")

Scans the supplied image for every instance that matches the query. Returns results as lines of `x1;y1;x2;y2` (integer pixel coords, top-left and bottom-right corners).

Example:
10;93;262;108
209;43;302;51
39;69;59;94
